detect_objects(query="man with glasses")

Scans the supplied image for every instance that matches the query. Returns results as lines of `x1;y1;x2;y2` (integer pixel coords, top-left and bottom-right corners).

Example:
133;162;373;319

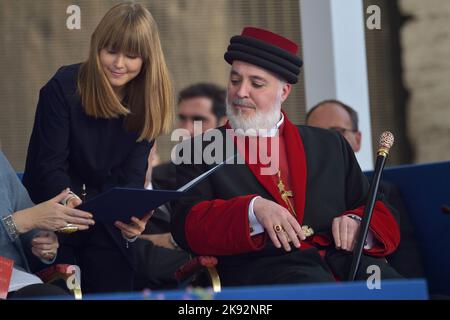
306;100;361;153
306;99;423;278
135;83;227;290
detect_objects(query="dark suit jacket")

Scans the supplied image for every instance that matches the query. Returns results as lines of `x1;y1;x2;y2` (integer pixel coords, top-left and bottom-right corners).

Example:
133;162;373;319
152;162;177;191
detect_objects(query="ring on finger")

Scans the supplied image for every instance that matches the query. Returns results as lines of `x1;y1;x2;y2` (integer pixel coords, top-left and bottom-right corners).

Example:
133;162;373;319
60;192;81;206
273;224;283;233
57;223;79;233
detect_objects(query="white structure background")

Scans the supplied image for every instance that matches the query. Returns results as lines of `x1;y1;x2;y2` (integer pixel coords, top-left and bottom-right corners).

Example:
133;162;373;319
300;0;374;171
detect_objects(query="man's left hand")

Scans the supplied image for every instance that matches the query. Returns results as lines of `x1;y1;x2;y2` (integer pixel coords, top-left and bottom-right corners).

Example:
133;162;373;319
332;215;361;251
114;211;153;239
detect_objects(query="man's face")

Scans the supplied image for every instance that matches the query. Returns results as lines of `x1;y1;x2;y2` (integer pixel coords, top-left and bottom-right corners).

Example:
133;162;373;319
177;97;218;136
306;103;362;152
226;60;291;131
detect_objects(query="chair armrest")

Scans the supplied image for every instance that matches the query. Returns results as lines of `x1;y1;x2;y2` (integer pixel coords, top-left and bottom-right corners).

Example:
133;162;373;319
36;264;82;299
175;256;221;292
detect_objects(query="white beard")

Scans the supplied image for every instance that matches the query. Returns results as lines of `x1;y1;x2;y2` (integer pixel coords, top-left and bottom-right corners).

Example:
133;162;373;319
226;93;282;136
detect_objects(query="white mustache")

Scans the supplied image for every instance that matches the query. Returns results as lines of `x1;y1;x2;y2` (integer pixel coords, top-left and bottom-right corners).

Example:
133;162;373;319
232;98;256;109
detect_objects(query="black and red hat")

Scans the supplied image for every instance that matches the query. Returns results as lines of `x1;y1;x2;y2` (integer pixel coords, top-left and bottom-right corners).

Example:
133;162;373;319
224;27;303;84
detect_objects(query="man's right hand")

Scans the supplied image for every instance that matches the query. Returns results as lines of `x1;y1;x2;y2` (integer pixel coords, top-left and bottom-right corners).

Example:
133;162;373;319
13;189;95;234
253;197;305;252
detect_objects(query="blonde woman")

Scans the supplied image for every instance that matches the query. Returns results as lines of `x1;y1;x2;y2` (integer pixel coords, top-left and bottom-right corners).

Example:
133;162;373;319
23;3;173;293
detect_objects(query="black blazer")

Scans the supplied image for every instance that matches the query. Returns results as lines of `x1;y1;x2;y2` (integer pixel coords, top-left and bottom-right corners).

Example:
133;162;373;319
22;64;153;292
172;126;385;256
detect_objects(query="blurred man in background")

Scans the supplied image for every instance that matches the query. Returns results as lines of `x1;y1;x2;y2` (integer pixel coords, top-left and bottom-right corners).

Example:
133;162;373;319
306;99;423;278
135;83;227;290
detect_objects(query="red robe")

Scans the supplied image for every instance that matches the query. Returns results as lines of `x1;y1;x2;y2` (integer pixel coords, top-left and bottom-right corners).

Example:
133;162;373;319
182;112;400;257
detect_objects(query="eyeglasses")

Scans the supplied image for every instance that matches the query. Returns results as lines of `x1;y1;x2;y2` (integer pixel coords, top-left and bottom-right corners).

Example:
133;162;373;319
330;127;357;135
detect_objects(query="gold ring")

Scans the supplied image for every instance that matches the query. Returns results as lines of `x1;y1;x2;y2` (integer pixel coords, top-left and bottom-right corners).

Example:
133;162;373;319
62;195;78;206
57;223;79;233
273;224;283;233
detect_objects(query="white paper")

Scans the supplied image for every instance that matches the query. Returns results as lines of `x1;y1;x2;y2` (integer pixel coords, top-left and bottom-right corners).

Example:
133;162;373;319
177;154;236;192
8;267;43;292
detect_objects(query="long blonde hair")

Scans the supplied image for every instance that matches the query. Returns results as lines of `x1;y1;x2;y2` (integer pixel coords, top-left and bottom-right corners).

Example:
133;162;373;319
77;2;173;141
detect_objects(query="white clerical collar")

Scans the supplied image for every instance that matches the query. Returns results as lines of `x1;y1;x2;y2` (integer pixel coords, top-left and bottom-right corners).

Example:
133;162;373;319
264;112;284;137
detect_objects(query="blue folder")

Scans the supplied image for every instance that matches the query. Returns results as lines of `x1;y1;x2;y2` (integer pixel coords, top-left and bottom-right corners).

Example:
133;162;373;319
76;154;236;223
77;188;182;223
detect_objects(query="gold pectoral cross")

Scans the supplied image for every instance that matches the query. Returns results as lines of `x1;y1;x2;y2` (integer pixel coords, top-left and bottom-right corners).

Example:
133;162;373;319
277;170;296;217
276;170;315;238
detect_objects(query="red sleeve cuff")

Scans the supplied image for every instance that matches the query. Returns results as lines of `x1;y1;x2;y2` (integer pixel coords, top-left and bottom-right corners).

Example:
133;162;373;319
342;200;400;256
185;194;266;255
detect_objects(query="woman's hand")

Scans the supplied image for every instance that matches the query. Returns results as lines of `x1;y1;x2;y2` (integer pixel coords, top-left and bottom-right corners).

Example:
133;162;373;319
64;193;82;209
114;211;153;239
13;189;95;234
31;231;59;261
